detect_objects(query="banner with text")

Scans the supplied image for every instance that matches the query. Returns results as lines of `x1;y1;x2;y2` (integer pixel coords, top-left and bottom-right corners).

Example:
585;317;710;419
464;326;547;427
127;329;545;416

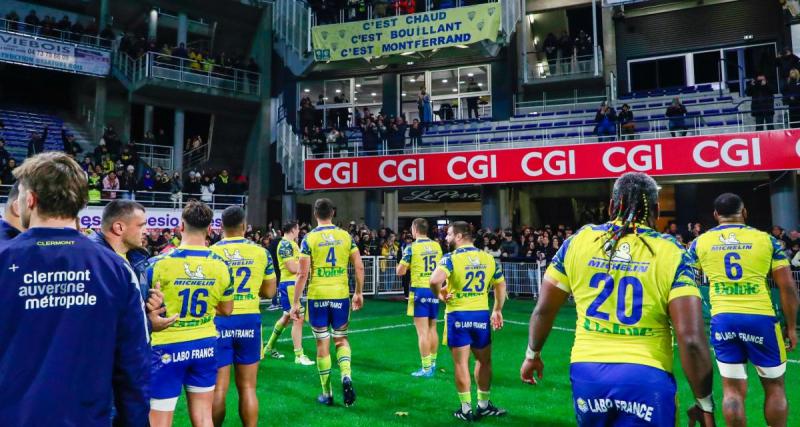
0;31;110;76
311;3;502;61
304;130;800;190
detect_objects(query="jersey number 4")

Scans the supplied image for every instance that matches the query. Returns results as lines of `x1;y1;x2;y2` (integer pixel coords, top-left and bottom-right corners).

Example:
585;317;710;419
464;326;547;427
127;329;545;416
586;273;643;325
326;247;337;266
178;288;209;317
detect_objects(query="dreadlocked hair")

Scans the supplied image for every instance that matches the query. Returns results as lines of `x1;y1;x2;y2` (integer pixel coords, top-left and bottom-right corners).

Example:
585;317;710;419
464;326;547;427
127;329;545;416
597;172;659;265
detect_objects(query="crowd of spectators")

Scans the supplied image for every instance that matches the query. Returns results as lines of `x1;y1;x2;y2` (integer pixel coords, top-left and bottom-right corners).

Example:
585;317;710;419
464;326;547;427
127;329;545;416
540;30;594;77
311;0;489;25
3;9;113;47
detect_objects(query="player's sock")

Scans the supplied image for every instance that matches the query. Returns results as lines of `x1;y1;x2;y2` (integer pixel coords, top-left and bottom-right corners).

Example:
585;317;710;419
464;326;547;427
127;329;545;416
336;346;352;380
317;355;332;395
265;320;286;351
421;354;432;370
294;348;304;358
431;352;438;366
477;390;490;409
458;391;472;413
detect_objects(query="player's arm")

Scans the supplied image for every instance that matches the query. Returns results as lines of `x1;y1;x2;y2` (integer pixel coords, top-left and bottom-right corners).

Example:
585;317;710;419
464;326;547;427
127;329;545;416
260;251;278;299
491;280;506;330
216;265;234;316
669;295;715;423
773;265;799;351
520;276;570;385
290;256;310;320
430;265;449;301
112;263;150;426
350;249;365;310
396;245;411;276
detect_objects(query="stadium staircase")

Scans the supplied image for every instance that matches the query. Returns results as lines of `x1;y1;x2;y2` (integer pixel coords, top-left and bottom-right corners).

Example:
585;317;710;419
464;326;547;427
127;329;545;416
276;117;305;191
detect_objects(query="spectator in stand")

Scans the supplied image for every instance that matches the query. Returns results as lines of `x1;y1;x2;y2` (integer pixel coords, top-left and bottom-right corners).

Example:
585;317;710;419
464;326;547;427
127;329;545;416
594;101;616;142
101;154;115;174
138;170;155;192
666;97;689;137
746;74;775;131
171;42;188;59
184;172;201;197
0;158;17;184
558;30;573;75
80;156;94;173
299;96;317;131
119;165;137;200
200;175;215;203
361;118;379;155
87;169;102;204
419;88;433;124
466;77;481;119
147;229;167;254
99;24;114;48
484;236;501;257
500;231;519;258
93;141;109;164
24;10;40;34
388;117;407;154
102;171;120;199
408;119;423;147
215;169;231;194
776;48;800;87
120;146;136;169
543;33;558;75
373;0;390;18
782;68;800;128
57;15;71;34
381;232;401;260
5;11;20;31
27;125;48;157
618;103;635;140
70;19;84;42
575;30;592;73
0;140;9;167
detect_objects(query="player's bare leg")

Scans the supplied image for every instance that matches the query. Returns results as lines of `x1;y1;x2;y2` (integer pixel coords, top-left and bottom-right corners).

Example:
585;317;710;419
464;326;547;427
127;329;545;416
313;329;335;405
291;317;314;365
334;331;355;406
472;345;506;417
234;362;260;427
760;375;788;427
721;377;748;427
212;365;231;427
451;345;474;421
149;409;175;427
187;390;215;427
428;318;439;369
412;317;432;376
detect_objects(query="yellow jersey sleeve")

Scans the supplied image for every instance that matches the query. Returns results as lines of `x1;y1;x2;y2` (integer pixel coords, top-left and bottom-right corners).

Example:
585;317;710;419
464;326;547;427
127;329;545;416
278;239;299;283
545;234;573;293
769;235;790;271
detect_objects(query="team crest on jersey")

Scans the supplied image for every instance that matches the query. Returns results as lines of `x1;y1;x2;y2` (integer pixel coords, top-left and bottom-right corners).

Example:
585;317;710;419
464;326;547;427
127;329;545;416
184;264;205;279
421;246;438;256
609;242;633;262
222;248;255;267
464;255;486;271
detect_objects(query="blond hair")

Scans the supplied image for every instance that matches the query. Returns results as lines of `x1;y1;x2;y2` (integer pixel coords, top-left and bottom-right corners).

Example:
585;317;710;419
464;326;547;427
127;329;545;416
13;152;88;219
790;68;800;81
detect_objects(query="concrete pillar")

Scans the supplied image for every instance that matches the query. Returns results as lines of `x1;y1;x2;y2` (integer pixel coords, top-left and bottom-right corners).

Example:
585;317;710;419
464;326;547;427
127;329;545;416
144;104;154;135
93;80;107;144
519;188;533;226
99;0;109;29
601;5;617;96
177;13;188;46
481;186;500;230
770;172;799;231
148;9;158;42
384;190;399;232
173;109;185;172
364;190;381;230
381;73;398;118
499;187;511;230
282;193;297;223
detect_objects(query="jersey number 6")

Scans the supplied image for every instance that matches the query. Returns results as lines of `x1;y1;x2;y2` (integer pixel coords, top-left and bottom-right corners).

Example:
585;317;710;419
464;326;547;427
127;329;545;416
586;273;643;325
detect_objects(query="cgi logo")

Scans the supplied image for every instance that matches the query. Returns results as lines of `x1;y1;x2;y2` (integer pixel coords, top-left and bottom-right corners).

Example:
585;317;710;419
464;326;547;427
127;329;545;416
692;137;761;168
378;159;425;183
447;155;497;181
521;150;576;177
314;162;358;185
602;144;663;173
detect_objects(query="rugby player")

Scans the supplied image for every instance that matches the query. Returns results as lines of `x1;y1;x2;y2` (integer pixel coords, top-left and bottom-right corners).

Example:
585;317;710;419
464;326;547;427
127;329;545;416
689;193;798;427
0;152;149;425
520;172;716;426
290;198;365;407
146;200;234;427
263;220;315;365
430;221;507;421
211;206;277;427
396;218;443;377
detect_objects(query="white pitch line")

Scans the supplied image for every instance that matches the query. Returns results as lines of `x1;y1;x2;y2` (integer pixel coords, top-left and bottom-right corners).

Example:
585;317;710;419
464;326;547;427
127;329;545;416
276;318;800;364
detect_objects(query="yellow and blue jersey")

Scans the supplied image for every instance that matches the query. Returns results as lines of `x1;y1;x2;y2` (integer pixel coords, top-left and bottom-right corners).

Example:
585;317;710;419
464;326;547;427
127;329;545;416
435;245;504;313
299;225;359;300
688;224;790;317
545;222;701;373
400;238;443;288
211;237;276;315
147;245;234;346
277;238;301;283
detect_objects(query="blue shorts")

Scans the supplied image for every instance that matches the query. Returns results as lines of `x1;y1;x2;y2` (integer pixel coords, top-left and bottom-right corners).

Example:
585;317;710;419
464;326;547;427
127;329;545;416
278;281;296;312
307;298;350;330
407;287;439;319
711;313;787;369
570;362;677;427
446;310;490;349
215;314;262;367
151;337;218;400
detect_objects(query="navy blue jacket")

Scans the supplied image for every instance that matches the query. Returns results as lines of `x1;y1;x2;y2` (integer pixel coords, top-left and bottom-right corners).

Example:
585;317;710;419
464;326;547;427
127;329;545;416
0;219;20;242
89;231;152;299
0;228;150;426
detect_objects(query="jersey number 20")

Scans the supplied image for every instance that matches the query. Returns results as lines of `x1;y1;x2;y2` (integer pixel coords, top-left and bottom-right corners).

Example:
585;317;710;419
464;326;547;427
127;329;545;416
586;273;643;325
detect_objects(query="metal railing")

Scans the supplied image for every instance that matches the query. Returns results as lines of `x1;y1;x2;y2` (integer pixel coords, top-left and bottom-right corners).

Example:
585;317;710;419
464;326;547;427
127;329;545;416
184;142;212;171
311;0;502;26
112;51;261;95
0;17;112;49
273;0;312;55
0;186;247;210
276;119;305;190
514;90;609;113
525;52;603;82
135;143;174;172
303;108;791;159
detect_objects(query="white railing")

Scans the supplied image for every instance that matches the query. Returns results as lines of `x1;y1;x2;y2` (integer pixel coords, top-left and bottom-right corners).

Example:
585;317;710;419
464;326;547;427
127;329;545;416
135;143;174;172
273;0;312;55
526;52;603;83
0;17;112;49
276;119;305;190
